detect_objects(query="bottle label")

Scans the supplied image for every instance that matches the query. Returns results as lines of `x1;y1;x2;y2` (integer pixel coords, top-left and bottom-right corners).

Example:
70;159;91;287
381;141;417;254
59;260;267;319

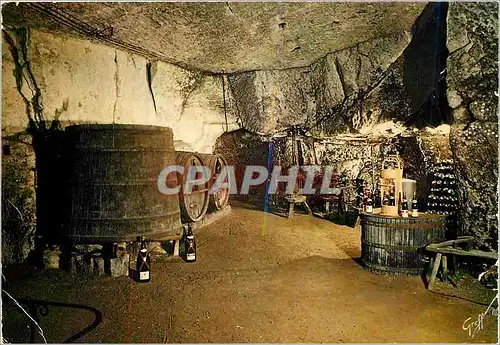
187;253;196;261
401;210;409;218
366;206;373;213
139;271;150;280
411;210;419;218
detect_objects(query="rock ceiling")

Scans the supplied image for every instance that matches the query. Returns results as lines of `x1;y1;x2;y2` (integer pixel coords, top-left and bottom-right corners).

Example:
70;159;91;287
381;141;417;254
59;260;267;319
2;2;426;73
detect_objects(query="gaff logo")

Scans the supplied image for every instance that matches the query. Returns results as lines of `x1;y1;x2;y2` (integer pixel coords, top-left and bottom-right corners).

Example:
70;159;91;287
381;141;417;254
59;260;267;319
157;165;342;196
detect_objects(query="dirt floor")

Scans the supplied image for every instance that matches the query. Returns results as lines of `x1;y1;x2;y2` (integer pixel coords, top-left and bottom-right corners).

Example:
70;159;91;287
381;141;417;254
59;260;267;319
2;203;498;343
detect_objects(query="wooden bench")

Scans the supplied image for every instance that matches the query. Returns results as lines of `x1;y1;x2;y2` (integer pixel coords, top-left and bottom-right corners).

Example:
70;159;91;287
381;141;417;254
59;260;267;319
425;236;498;290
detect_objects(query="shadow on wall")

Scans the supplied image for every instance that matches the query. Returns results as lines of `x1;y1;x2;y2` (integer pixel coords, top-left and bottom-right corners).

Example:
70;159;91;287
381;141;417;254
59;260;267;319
31;124;69;245
1;134;36;265
214;128;270;208
403;2;451;128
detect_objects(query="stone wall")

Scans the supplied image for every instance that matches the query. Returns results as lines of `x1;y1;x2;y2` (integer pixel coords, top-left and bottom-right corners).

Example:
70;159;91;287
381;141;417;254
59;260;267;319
446;2;498;251
1;135;36;264
2;29;239;153
228;31;413;136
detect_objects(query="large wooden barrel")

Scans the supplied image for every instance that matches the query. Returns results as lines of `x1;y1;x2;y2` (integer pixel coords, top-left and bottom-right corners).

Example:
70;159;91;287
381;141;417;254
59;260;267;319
65;124;182;243
360;213;446;275
198;153;230;211
175;151;210;222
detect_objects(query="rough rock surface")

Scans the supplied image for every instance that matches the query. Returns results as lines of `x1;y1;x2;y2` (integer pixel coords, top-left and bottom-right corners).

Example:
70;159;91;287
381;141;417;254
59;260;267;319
2;33;29;134
1;135;37;265
228;67;316;134
2;2;426;72
229;31;412;135
2;29;237;153
446;2;498;250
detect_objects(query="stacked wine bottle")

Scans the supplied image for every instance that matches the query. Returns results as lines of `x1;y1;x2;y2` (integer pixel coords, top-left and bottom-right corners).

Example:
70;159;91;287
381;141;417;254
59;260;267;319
427;159;458;216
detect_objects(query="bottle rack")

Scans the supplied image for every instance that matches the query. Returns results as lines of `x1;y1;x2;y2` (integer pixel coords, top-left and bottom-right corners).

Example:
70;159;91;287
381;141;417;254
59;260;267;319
427;159;458;216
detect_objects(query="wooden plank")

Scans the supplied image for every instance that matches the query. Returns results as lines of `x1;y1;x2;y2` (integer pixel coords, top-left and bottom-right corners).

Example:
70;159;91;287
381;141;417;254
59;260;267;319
174;240;180;257
354;216;361;231
288;202;295;219
426;236;475;249
441;255;448;283
428;253;442;291
303;201;313;216
426;246;498;259
442;255;448;275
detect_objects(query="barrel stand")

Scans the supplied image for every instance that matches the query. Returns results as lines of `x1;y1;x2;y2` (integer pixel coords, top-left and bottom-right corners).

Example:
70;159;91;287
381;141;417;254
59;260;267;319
425;236;498;290
285;194;313;218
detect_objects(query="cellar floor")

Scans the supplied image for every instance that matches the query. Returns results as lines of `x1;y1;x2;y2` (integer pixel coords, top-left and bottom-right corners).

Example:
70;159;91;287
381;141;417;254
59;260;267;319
2;202;498;343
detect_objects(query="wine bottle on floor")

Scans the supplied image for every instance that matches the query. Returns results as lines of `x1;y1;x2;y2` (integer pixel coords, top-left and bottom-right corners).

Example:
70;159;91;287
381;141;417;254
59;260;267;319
184;225;196;263
136;236;151;283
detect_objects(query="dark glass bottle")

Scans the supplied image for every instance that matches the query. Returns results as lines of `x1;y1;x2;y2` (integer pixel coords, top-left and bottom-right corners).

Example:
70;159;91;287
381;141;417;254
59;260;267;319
373;188;381;208
366;192;373;214
401;193;408;217
402;193;408;209
383;191;389;206
411;192;419;217
136;236;151;283
389;187;396;206
184;225;196;263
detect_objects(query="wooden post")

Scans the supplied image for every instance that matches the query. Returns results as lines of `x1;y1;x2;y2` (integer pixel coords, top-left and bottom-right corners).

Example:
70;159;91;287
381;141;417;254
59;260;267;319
442;255;448;275
288;201;295;219
174;240;180;257
354;216;361;231
303;200;313;215
428;253;442;291
441;255;448;283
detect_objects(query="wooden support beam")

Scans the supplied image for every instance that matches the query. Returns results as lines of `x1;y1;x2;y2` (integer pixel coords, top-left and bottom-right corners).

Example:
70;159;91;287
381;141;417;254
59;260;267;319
174;240;180;257
428;253;442;291
354;216;361;231
303;201;313;216
425;247;498;260
441;255;449;283
425;237;497;290
426;236;474;249
442;255;448;276
288;202;295;219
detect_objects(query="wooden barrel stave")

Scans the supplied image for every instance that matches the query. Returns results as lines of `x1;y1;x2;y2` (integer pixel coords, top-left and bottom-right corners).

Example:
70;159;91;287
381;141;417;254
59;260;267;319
175;151;210;222
65;124;182;243
198;153;230;211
